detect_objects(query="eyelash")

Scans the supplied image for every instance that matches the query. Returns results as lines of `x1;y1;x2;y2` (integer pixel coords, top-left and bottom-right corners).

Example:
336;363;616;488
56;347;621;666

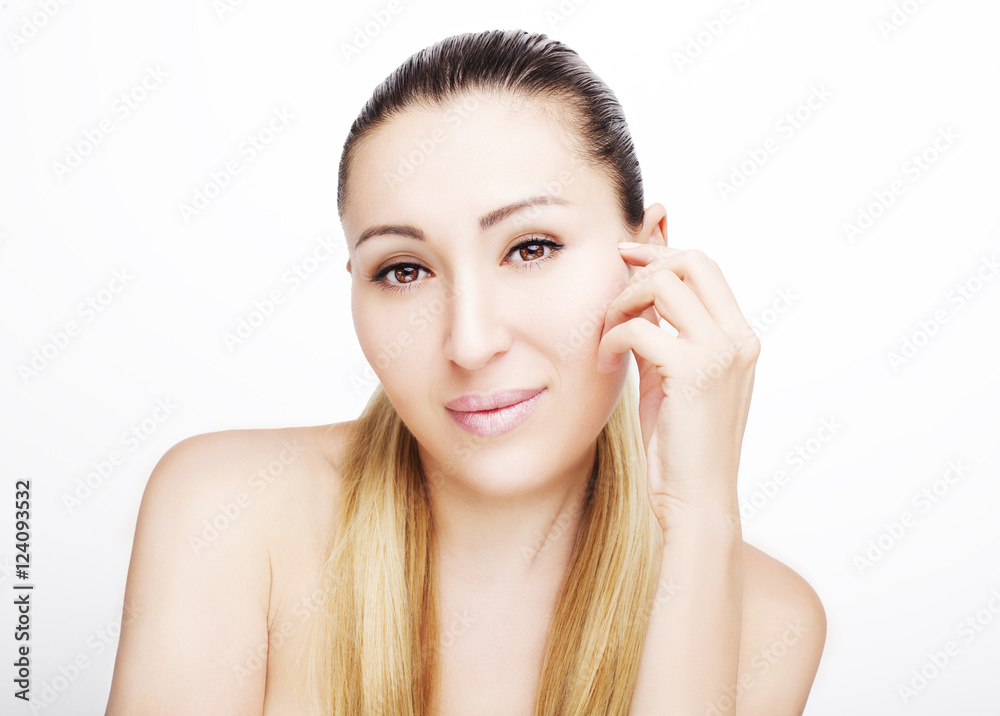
366;236;565;294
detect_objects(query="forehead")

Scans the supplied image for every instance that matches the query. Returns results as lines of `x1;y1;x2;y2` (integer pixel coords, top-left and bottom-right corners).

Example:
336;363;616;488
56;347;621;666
341;94;613;237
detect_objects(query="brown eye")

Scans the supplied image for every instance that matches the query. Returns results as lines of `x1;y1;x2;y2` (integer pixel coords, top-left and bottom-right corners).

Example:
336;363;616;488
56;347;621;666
368;261;431;293
518;244;546;261
394;267;419;283
506;237;564;269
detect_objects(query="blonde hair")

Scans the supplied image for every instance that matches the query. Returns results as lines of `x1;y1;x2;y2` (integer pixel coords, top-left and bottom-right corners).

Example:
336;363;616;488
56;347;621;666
303;374;662;714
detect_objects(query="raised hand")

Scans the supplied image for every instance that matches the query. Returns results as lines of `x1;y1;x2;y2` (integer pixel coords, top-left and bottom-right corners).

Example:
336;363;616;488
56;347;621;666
596;226;760;536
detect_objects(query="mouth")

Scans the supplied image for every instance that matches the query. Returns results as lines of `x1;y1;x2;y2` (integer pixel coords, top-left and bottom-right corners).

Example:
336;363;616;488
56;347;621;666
445;388;546;437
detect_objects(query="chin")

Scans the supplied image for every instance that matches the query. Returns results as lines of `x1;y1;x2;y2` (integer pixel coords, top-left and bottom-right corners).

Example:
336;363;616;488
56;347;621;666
419;439;581;499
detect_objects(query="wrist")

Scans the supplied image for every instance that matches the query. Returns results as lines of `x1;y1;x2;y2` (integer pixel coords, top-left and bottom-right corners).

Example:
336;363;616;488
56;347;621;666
659;506;742;548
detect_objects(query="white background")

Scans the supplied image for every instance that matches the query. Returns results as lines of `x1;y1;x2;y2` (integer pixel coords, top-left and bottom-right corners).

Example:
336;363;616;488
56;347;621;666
1;0;998;713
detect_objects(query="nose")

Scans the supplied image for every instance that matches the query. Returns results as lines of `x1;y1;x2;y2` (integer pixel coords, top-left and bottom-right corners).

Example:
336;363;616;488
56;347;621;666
442;275;512;370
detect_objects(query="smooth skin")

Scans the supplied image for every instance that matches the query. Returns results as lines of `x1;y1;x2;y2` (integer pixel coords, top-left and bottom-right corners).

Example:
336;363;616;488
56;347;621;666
105;94;825;715
103;426;824;715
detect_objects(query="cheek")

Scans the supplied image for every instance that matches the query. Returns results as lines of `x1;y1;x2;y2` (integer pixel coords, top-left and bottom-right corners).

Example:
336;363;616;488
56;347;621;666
540;249;631;363
351;292;426;386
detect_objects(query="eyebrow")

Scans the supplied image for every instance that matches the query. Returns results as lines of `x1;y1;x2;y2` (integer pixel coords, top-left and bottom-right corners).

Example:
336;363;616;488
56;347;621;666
353;195;572;249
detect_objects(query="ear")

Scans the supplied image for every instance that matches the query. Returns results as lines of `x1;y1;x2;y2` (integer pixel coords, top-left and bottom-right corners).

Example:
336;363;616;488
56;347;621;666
637;202;667;246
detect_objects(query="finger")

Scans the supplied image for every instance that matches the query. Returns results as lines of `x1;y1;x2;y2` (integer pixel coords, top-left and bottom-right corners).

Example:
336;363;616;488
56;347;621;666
618;244;684;275
618;246;754;340
603;266;725;346
597;316;684;374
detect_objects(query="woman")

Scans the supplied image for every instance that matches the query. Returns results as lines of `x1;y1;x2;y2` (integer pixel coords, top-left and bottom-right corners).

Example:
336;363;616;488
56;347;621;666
106;29;825;715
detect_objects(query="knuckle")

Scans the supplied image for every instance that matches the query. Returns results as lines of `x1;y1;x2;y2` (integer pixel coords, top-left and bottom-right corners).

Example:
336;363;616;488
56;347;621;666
650;269;680;292
636;262;664;283
685;249;716;268
741;334;762;361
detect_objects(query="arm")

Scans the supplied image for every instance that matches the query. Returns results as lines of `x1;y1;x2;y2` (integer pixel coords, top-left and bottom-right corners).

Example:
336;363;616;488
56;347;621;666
630;535;826;716
105;432;273;715
629;511;744;716
599;225;755;715
599;220;825;712
597;215;821;713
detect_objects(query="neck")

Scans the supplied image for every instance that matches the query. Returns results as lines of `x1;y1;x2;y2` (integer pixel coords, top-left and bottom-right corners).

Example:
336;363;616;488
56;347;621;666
421;440;596;590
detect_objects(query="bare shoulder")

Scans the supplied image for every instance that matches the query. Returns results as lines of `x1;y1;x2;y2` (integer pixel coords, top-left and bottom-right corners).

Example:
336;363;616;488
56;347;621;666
128;423;349;562
161;421;349;500
184;422;348;526
106;421;352;715
736;542;827;716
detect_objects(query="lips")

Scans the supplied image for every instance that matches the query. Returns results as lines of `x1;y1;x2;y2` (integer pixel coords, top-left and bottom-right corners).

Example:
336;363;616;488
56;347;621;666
445;388;544;412
445;388;546;437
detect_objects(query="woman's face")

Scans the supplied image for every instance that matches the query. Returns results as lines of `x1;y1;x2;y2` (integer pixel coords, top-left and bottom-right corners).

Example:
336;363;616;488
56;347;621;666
342;93;639;497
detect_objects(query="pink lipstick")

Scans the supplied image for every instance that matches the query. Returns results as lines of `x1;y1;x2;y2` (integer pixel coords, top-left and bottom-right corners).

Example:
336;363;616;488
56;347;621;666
445;388;546;437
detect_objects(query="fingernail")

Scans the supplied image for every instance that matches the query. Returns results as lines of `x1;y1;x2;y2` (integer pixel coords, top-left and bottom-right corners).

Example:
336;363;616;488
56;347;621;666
618;242;642;249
